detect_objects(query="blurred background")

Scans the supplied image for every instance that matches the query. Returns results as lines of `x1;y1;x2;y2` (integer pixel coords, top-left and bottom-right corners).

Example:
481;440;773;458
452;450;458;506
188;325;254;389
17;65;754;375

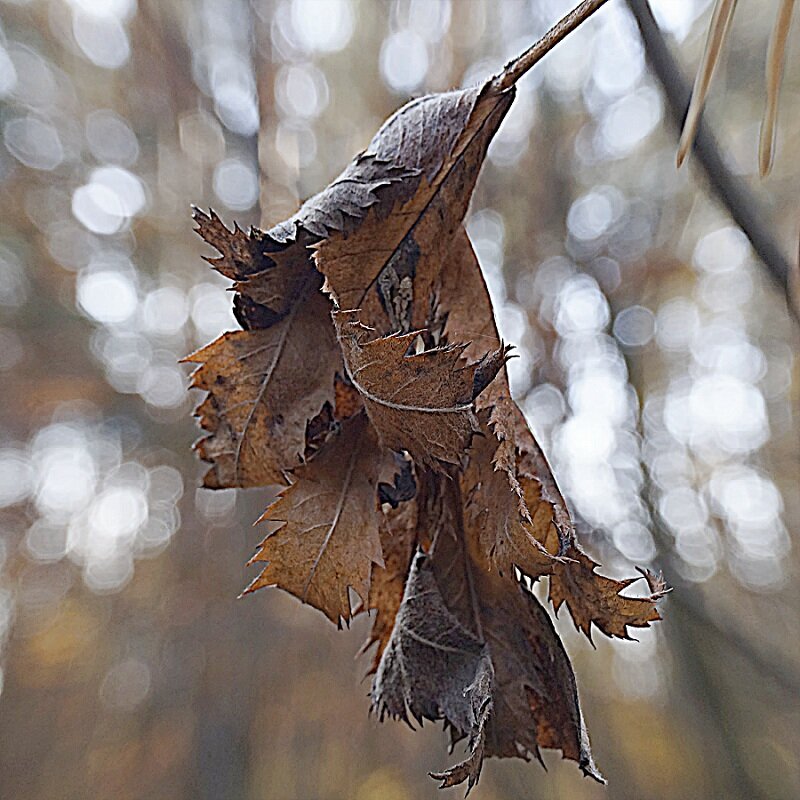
0;0;798;797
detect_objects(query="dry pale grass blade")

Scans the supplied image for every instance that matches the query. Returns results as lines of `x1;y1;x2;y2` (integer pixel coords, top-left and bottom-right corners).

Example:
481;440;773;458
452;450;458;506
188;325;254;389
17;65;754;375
759;0;797;176
677;0;739;167
791;228;800;317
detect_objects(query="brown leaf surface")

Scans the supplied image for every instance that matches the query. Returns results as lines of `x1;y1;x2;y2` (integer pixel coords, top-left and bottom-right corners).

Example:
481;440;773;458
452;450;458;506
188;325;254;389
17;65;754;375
372;550;486;730
435;233;569;579
334;309;507;469
186;8;667;789
360;492;418;673
194;150;416;327
193;207;269;282
185;276;339;488
244;413;386;624
462;403;557;580
438;227;508;400
267;153;417;244
373;517;603;791
514;403;576;549
193;208;313;323
511;402;666;641
549;543;669;641
314;85;515;333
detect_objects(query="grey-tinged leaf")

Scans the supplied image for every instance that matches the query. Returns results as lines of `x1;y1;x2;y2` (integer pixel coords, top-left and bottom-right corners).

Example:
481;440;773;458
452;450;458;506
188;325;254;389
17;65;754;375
360;493;419;673
372;550;487;733
314;87;515;330
373;523;603;791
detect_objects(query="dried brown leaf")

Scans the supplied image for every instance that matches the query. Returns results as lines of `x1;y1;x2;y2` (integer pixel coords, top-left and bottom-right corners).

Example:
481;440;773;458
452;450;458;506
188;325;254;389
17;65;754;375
549;543;669;641
186;4;667;789
244;413;386;624
333;309;507;469
185;276;338;488
361;493;418;673
373;531;603;791
193;207;269;283
462;402;557;580
267;154;417;243
314;85;515;333
515;404;576;548
194;149;418;327
438;228;507;392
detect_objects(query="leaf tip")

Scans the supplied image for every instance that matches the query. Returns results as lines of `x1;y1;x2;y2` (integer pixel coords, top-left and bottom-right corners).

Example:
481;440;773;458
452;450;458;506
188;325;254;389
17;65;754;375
635;566;671;599
580;760;606;784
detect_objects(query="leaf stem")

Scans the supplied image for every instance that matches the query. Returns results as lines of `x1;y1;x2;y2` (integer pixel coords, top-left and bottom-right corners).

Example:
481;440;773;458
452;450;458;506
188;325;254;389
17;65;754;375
493;0;612;92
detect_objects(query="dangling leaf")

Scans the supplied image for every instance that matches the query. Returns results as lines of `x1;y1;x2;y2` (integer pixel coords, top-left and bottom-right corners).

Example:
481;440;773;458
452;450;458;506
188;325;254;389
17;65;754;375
550;544;669;641
244;413;387;624
185;277;339;488
186;2;666;789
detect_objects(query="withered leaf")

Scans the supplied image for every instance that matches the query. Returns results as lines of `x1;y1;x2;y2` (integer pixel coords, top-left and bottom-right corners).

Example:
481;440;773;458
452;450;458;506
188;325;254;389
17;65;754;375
193;207;267;281
377;451;417;509
193;208;313;322
372;551;486;732
430;658;493;793
360;496;418;674
186;7;667;790
511;405;666;641
373;534;602;792
515;403;576;548
186;276;339;488
438;496;601;786
473;569;601;782
315;85;515;333
462;403;557;580
268;153;417;243
550;543;669;641
437;228;508;399
194;152;415;323
244;413;385;624
257;153;415;320
333;309;508;469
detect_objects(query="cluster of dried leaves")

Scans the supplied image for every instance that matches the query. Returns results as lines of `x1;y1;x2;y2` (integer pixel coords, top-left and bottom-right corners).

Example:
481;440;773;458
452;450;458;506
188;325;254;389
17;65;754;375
186;19;667;791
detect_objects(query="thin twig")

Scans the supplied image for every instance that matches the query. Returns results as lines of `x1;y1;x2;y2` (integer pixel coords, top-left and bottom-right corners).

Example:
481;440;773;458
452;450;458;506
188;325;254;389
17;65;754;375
494;0;611;91
625;0;799;325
